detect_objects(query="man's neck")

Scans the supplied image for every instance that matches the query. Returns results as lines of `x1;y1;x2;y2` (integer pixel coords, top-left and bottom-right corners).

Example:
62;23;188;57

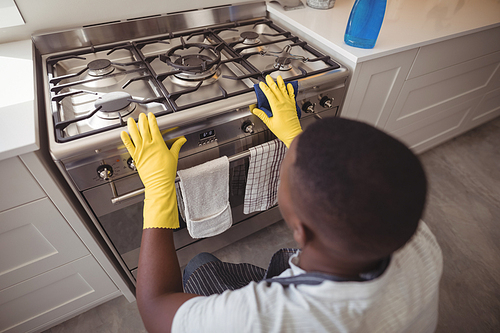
298;245;383;279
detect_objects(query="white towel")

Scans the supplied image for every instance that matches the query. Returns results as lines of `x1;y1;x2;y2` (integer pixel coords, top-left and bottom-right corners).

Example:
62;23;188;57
177;156;232;239
244;139;287;214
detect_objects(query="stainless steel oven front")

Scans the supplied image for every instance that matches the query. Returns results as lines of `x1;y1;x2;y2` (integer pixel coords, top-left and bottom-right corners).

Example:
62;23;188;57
64;89;344;279
74;110;278;278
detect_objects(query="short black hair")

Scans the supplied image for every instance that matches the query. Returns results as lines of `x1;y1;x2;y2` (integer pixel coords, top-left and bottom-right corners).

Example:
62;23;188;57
290;117;427;258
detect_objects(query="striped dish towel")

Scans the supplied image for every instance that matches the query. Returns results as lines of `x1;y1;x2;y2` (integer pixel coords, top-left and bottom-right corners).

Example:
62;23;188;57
243;139;287;214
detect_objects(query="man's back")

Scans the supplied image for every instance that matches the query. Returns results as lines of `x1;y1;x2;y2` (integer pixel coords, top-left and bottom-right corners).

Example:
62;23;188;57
172;222;443;333
123;78;441;333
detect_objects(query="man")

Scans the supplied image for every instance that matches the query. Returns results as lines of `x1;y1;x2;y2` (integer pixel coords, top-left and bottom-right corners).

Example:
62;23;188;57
121;76;443;333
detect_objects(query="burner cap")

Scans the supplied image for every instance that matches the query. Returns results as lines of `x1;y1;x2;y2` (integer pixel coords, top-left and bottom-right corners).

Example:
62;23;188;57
241;31;261;45
240;31;259;40
95;92;132;112
170;69;220;87
174;54;213;72
160;43;221;74
274;57;292;71
88;59;114;76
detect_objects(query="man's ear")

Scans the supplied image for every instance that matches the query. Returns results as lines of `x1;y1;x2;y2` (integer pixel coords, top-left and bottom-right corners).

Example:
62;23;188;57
292;222;313;248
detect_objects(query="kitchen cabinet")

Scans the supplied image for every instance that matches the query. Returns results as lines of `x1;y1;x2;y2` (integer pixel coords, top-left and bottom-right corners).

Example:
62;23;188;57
386;27;500;153
0;155;122;333
340;48;418;130
343;26;500;153
0;157;45;212
0;197;89;291
0;255;117;333
1;37;140;333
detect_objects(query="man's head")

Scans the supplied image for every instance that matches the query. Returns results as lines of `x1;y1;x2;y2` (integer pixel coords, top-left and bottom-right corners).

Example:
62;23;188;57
278;117;427;262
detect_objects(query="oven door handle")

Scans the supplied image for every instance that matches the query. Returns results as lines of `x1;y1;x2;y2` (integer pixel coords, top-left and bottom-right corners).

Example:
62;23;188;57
110;150;251;204
110;183;145;204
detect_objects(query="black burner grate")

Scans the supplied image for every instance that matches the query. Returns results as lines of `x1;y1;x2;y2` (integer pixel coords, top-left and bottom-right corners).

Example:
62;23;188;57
46;19;341;143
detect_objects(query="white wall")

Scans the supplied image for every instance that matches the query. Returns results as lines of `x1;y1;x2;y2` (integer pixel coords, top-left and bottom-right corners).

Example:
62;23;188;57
0;0;258;44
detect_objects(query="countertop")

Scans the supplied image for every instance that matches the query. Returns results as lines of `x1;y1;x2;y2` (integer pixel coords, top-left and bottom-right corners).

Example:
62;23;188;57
0;39;37;161
267;0;500;64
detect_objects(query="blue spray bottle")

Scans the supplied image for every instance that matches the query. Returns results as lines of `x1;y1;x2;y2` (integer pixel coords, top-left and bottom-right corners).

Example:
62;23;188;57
344;0;387;49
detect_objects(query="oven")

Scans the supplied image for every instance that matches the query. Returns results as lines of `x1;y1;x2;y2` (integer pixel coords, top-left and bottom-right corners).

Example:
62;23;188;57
33;2;348;289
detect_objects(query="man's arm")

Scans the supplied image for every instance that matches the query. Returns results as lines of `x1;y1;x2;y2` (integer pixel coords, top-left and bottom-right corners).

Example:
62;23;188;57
121;113;200;333
136;229;199;333
121;74;301;331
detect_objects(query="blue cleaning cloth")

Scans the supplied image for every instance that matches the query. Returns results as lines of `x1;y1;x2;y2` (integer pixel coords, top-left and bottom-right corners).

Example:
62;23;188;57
253;80;301;119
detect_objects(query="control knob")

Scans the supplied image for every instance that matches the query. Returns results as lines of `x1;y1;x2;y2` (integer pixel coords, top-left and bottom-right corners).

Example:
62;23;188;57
302;101;322;119
127;157;137;171
320;96;334;108
241;120;255;134
97;164;113;181
302;101;316;113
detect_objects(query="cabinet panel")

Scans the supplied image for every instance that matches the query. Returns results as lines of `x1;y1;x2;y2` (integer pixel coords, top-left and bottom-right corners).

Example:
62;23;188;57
0;198;89;290
344;48;418;128
385;52;500;132
0;157;45;212
408;26;500;79
20;151;137;302
0;255;117;333
463;87;500;132
0;224;57;275
392;98;477;153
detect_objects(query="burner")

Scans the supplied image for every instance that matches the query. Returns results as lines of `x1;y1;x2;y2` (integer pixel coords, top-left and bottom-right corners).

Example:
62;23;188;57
265;66;304;81
170;70;220;88
160;43;221;74
273;57;292;71
93;91;136;120
240;31;260;45
160;43;223;87
173;55;219;80
174;54;212;68
88;59;115;77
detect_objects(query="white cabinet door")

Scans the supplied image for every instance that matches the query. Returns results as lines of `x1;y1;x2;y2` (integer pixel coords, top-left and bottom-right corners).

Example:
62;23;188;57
384;51;500;152
0;255;118;333
0;157;45;212
0;198;89;290
341;48;418;128
385;52;500;132
408;26;500;79
391;97;480;153
462;68;500;132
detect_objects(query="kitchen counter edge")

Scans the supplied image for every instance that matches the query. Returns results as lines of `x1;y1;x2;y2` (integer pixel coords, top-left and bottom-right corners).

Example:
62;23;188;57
0;39;38;161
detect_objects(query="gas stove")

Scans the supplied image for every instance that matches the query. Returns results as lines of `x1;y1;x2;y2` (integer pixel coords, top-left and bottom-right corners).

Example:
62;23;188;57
33;2;349;287
35;3;346;159
45;18;339;143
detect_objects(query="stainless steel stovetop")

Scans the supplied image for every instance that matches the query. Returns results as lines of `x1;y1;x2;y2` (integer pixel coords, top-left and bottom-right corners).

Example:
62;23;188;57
34;2;348;166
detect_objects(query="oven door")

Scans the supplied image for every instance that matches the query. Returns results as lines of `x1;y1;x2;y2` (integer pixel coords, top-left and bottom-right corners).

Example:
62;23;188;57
81;132;278;276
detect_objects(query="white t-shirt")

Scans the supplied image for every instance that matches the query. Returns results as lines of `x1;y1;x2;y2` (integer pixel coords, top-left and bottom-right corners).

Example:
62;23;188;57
172;221;443;333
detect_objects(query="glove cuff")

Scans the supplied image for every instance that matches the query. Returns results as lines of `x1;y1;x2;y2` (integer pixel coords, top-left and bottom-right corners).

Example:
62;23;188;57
283;127;303;148
143;186;180;229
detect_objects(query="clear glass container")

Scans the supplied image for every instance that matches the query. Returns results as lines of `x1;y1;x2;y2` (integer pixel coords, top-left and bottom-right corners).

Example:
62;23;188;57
306;0;335;9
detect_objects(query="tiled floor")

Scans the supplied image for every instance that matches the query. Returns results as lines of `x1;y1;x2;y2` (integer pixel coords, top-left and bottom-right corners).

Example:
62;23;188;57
44;117;500;333
419;117;500;332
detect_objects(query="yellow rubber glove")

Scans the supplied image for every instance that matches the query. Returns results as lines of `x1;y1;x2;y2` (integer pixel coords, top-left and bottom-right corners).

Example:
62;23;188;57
252;75;302;148
120;113;186;229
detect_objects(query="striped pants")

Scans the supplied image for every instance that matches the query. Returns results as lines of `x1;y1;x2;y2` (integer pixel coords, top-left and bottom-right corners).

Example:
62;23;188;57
182;248;298;296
